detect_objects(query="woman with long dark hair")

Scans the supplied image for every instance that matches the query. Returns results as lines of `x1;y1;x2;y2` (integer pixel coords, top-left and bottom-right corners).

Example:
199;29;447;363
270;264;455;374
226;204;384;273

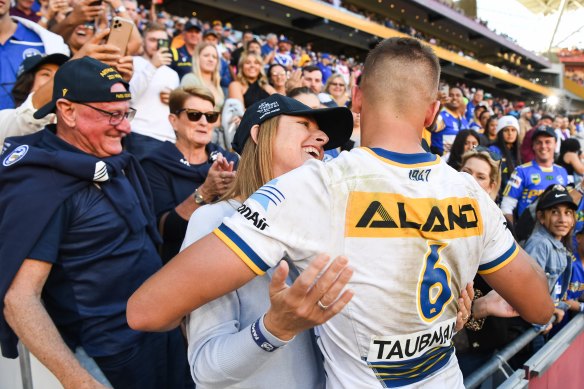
557;138;584;185
446;129;481;171
489;116;520;193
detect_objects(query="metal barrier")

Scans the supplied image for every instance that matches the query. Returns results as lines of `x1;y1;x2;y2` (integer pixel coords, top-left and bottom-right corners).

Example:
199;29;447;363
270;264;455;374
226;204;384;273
463;314;584;389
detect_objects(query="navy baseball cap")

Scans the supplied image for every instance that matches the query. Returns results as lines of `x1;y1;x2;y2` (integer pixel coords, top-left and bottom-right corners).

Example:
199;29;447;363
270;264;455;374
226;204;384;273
34;57;131;119
536;184;576;212
231;94;353;154
17;53;69;77
185;19;202;31
532;125;556;141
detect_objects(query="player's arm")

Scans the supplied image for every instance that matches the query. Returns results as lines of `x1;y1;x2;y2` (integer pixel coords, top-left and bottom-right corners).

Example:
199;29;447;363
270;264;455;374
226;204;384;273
127;233;255;332
480;247;554;325
4;259;106;389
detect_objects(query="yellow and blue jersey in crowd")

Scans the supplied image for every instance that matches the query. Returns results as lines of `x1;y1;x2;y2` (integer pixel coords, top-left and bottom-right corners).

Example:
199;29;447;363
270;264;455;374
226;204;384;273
430;109;469;155
503;161;568;216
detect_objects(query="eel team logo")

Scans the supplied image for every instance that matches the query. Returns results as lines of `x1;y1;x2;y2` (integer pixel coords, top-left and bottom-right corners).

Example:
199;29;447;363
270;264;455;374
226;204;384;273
530;173;541;185
2;145;29;167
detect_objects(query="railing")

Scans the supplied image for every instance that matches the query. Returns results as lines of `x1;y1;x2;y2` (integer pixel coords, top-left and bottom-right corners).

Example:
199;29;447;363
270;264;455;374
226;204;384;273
464;314;584;389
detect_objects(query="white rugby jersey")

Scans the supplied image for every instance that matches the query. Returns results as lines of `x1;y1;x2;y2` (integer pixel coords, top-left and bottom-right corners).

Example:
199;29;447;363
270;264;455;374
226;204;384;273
215;147;517;388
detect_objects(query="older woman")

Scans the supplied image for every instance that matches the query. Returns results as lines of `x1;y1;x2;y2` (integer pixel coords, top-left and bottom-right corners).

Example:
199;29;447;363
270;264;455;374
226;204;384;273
141;87;238;263
323;73;349;107
181;42;225;111
228;51;275;108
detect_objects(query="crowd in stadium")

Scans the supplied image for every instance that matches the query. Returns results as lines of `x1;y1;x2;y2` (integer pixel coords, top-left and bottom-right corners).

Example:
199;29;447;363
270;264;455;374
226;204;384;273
0;0;583;388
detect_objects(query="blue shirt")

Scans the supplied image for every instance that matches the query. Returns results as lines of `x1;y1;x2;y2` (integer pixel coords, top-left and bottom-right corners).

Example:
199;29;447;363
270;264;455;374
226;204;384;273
465;101;476;122
503;161;568;216
0;22;44;109
431;109;469;155
568;252;584;301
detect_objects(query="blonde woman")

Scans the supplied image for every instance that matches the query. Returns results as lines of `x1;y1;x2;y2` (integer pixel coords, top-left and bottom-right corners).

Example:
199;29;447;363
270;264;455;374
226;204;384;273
227;51;275;108
324;73;349;107
181;42;225;111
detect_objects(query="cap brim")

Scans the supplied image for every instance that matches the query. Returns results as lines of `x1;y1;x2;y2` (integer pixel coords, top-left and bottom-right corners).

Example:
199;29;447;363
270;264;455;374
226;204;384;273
288;106;353;150
539;197;577;211
33;100;56;119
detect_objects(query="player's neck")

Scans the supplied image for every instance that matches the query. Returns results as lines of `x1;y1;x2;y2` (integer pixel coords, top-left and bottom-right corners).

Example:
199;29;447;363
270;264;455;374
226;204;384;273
360;109;426;154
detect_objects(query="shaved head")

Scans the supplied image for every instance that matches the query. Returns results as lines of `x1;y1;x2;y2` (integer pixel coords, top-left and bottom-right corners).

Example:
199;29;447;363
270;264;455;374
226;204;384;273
360;38;440;113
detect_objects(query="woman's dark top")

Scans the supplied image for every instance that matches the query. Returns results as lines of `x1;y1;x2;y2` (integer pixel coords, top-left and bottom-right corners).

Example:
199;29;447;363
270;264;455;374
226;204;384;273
243;80;270;108
141;141;239;263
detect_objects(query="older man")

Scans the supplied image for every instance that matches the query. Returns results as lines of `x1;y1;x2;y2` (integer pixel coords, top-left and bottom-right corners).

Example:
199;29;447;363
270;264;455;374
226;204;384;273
129;38;554;388
0;57;191;388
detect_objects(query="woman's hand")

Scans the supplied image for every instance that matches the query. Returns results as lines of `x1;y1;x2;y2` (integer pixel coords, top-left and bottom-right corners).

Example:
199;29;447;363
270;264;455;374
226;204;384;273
455;282;473;331
264;255;354;340
199;154;236;201
473;290;519;319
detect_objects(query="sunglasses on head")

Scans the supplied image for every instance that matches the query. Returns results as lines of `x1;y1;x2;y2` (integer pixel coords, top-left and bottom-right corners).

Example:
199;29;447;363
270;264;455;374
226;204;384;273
175;108;219;123
472;146;502;161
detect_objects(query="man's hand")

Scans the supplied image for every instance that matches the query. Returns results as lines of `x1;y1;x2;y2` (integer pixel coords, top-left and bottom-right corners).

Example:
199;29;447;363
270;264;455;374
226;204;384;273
115;56;134;82
74;28;122;66
151;47;172;68
285;69;302;93
69;0;104;24
264;255;354;340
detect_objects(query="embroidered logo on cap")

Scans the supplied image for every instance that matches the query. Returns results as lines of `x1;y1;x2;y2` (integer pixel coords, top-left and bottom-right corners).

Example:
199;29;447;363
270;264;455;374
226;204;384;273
257;101;280;119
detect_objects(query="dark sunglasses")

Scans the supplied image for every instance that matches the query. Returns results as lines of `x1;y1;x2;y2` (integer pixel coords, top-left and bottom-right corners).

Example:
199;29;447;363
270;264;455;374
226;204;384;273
472;146;502;161
175;109;219;123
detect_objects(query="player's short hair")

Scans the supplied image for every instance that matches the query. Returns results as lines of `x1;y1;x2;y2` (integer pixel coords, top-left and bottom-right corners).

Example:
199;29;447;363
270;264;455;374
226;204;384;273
221;116;280;201
360;37;440;109
169;86;215;114
143;22;167;36
302;65;322;76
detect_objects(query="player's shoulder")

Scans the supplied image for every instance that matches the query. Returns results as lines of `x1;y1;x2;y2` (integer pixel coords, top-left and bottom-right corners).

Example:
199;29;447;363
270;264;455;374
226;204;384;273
515;161;534;171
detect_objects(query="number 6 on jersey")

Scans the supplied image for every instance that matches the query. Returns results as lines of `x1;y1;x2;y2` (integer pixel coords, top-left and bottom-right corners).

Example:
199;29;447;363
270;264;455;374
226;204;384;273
417;242;453;322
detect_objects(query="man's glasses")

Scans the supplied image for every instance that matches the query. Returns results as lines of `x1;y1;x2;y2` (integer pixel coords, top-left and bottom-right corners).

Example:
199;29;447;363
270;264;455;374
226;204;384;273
77;102;136;126
175;109;220;123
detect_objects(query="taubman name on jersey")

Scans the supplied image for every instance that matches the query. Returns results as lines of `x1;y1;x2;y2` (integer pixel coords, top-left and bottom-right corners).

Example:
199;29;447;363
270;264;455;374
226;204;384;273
367;318;456;362
346;192;483;239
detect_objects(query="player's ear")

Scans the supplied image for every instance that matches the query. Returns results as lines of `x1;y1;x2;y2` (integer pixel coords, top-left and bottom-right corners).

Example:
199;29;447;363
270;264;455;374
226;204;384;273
250;124;260;144
424;100;441;128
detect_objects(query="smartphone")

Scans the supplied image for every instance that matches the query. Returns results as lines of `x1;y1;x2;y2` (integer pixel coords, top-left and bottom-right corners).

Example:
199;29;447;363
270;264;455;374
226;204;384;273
89;0;102;5
157;38;170;51
107;17;134;55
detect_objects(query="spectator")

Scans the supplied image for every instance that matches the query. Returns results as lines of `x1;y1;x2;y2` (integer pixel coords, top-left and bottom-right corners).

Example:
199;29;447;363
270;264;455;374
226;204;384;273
183;94;353;388
273;37;294;70
524;184;576;347
557;138;584;186
518;107;532;144
0;57;192;388
468;104;487;132
334;54;350;85
181;42;225;111
489;116;521;195
0;53;68;145
520;114;554;163
287;86;320;109
563;225;584;319
230;30;254;69
465;89;484;122
431;86;469;155
141;87;238;263
0;0;69;109
316;53;333;84
267;63;287;95
478;109;492;133
554;115;570;155
202;29;220;46
501;126;568;224
261;32;277;57
10;0;40;23
170;18;202;80
324;73;349;107
125;22;179;160
446;129;481;171
228;51;275;108
483;115;498;144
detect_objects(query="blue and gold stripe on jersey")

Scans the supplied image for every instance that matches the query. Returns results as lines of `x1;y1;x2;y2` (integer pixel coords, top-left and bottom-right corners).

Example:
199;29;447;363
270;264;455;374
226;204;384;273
362;147;441;168
213;223;270;275
477;242;519;275
366;345;453;388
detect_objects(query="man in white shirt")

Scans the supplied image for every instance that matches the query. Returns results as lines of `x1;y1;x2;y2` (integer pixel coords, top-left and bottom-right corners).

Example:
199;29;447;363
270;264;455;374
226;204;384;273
126;22;179;160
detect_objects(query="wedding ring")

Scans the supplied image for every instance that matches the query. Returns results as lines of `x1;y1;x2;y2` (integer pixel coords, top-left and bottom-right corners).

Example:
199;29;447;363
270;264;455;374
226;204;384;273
318;300;329;310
